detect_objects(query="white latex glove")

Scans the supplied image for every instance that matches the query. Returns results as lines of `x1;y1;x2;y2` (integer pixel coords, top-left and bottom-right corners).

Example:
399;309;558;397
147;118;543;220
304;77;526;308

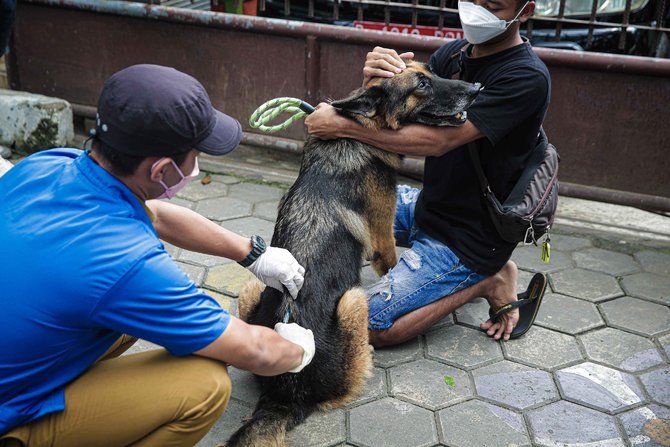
247;247;305;299
274;322;315;373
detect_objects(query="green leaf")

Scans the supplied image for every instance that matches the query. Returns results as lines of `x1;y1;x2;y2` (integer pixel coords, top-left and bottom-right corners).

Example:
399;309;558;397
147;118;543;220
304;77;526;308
444;375;456;387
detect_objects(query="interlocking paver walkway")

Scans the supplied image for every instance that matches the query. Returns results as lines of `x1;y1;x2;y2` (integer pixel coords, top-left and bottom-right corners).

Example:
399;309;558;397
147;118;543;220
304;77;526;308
118;146;669;446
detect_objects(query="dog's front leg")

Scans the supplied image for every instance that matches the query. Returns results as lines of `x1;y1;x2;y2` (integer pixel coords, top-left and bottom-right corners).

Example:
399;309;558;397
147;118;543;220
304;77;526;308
365;178;398;277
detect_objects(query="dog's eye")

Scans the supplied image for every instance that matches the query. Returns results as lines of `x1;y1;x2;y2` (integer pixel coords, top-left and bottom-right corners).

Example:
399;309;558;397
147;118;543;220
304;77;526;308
418;79;430;90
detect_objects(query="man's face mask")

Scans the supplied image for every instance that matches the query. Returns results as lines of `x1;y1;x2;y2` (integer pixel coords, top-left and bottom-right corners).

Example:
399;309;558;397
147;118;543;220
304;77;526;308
153;157;199;199
458;1;529;44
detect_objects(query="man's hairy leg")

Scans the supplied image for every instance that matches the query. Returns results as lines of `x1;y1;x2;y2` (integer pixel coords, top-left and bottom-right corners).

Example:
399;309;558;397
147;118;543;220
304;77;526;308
369;261;519;347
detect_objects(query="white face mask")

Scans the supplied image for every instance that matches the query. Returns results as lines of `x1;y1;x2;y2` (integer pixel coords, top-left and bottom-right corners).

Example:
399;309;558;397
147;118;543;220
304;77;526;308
153;157;199;200
458;1;529;44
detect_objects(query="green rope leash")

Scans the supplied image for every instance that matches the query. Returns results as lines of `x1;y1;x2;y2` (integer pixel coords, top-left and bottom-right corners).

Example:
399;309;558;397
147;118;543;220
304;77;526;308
249;97;315;133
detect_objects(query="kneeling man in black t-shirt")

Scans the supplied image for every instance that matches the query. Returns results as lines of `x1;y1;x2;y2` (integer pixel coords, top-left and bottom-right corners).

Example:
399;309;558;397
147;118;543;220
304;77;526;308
305;0;551;346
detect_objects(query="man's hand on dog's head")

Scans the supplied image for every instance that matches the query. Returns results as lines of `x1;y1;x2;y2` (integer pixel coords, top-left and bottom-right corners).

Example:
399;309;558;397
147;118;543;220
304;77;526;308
363;46;415;87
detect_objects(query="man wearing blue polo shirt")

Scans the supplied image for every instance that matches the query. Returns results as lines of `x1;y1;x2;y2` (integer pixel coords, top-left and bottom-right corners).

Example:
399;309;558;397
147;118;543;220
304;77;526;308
0;64;315;446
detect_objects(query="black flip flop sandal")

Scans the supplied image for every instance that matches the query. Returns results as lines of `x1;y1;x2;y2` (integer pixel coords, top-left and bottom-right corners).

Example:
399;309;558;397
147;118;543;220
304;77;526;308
488;273;548;339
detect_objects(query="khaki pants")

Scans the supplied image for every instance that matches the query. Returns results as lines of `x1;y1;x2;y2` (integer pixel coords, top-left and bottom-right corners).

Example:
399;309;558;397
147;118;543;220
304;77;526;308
0;336;231;447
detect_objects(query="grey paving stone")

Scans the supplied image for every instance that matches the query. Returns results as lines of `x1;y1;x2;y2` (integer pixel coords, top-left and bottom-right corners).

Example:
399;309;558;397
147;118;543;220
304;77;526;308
573;247;641;276
177;249;232;268
580;327;665;372
621;272;670;305
556;362;645;413
373;337;422;368
176;261;206;286
535;292;605;334
635;250;670;278
226;182;286;204
123;339;161;355
600;296;670;337
472;360;558;410
253;200;279;221
162;241;179;258
219;216;276;241
527;401;624;446
177;178;229;202
349;366;387;406
196;399;253;447
427;314;455;331
503;326;583;370
619;404;670;447
453;297;488;328
437;400;530;447
168;196;196;210
285;408;346;447
426;325;503;369
640;367;670;406
548;233;593;251
349;397;438;447
194;196;252;221
204;264;257;298
550;268;623;302
389;359;472;410
210;173;240;185
228;367;261;407
659;333;670;359
360;265;382;289
511;246;573;273
517;269;536;293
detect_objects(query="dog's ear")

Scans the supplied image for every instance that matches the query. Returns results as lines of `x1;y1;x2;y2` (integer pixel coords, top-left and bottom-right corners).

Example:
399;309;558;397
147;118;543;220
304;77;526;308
331;86;383;119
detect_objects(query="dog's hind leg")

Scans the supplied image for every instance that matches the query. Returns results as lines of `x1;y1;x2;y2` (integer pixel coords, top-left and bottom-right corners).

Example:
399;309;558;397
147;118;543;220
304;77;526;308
365;176;398;277
318;287;373;411
238;278;265;322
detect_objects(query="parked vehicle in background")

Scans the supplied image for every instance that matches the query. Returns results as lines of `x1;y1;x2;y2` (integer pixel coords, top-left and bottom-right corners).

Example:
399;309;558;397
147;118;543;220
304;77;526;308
256;0;669;57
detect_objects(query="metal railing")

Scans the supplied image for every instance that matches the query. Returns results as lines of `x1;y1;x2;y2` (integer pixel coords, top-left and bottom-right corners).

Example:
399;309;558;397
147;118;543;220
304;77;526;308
256;0;669;56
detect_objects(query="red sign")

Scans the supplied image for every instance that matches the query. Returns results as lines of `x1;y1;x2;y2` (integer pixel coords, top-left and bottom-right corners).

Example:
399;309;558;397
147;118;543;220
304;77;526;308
353;21;463;39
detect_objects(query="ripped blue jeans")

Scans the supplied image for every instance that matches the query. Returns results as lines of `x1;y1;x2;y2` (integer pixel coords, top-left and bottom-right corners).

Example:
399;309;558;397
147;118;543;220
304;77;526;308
367;185;488;331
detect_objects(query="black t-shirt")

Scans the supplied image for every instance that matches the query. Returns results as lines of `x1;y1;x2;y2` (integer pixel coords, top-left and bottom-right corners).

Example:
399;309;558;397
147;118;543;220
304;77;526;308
415;39;551;275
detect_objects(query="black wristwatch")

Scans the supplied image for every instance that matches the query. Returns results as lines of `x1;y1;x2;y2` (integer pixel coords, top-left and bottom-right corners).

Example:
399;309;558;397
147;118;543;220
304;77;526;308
238;235;267;267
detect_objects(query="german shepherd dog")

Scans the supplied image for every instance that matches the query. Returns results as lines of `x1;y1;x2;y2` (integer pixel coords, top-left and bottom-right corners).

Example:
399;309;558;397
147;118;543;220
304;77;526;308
227;61;480;446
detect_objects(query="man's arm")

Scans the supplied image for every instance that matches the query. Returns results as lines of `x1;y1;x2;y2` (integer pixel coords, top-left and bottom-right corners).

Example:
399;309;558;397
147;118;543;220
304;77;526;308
194;317;310;376
146;199;252;262
306;45;484;156
146;200;305;298
304;103;483;157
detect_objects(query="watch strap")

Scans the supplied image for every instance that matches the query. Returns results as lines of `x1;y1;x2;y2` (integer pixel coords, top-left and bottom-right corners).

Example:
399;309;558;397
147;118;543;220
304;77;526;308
238;235;267;267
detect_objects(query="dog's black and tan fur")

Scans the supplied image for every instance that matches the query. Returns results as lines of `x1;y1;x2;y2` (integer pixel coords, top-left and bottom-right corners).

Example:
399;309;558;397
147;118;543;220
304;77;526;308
227;61;480;447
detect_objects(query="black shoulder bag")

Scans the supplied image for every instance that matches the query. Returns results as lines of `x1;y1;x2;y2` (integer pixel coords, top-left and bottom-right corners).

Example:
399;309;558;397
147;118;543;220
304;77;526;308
448;44;560;258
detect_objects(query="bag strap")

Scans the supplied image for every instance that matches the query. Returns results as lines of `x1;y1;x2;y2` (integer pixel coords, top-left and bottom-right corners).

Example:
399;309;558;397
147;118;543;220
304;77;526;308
447;42;470;81
467;140;494;198
448;43;497;202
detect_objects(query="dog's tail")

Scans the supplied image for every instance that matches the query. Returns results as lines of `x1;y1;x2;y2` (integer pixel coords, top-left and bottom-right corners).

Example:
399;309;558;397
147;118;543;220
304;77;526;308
224;393;313;447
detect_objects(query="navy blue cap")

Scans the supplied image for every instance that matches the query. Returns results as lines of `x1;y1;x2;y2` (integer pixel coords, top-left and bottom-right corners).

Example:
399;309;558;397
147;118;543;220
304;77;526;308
95;64;242;157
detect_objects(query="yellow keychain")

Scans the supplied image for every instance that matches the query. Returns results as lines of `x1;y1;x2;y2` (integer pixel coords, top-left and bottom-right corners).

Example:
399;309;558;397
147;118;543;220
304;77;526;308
540;236;551;264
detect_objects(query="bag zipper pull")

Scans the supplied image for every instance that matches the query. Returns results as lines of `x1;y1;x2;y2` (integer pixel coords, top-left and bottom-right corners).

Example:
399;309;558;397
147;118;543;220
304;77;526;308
540;229;551;264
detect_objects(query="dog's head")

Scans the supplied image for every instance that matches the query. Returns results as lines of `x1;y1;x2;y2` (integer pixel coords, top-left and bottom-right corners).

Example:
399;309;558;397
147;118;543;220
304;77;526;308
331;60;481;130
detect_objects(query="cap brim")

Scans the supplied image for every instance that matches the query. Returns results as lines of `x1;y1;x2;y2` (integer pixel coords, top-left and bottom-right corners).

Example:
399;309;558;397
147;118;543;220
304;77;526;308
196;110;242;156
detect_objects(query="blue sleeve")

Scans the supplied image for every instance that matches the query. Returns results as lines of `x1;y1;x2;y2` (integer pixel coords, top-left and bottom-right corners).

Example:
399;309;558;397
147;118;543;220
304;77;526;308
90;247;230;356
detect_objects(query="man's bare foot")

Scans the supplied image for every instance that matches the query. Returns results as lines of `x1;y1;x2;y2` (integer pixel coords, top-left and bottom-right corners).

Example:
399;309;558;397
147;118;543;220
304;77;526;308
479;261;519;341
